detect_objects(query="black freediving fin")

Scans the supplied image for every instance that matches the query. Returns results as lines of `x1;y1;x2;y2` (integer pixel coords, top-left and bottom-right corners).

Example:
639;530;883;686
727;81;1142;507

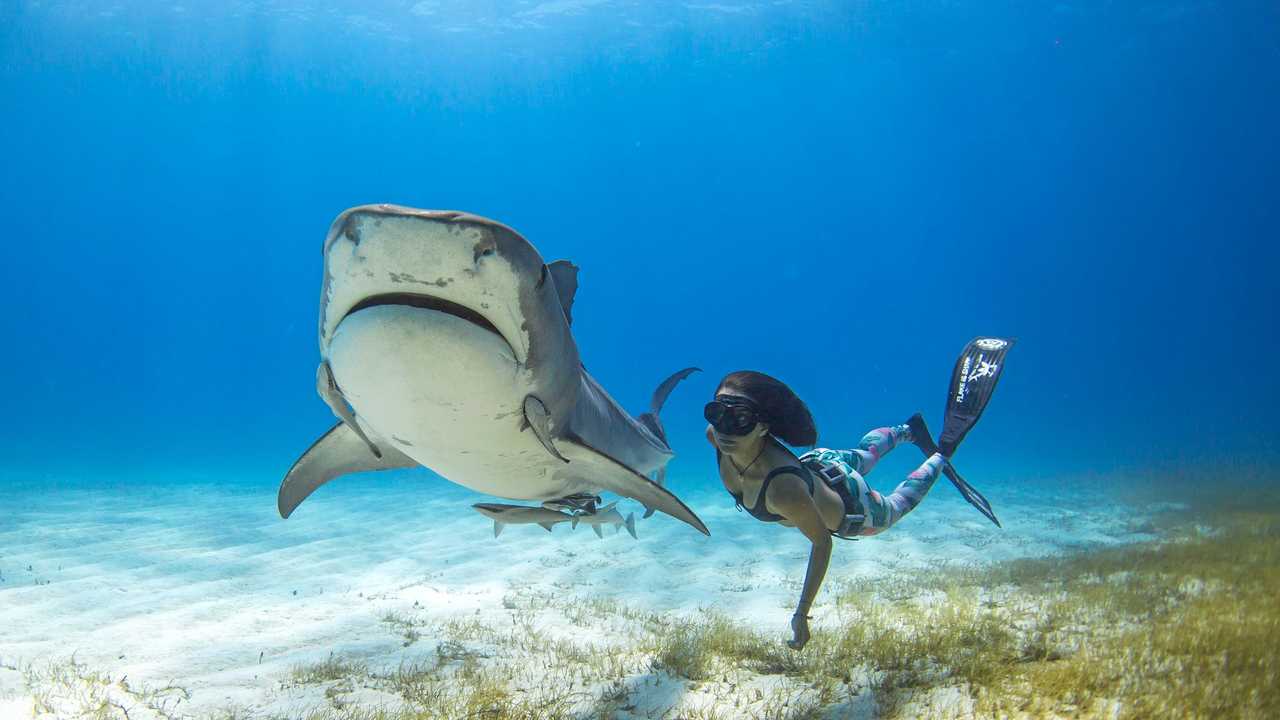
952;467;1000;527
911;412;998;525
909;414;1003;528
942;464;1001;527
909;335;1016;529
939;337;1015;457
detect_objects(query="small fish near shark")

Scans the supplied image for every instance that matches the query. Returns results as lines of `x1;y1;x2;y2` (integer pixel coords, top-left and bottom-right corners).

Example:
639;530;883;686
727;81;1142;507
571;501;637;539
278;205;709;536
472;501;637;539
472;503;576;537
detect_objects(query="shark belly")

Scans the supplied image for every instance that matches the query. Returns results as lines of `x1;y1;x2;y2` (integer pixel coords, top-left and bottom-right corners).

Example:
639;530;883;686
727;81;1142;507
326;305;577;500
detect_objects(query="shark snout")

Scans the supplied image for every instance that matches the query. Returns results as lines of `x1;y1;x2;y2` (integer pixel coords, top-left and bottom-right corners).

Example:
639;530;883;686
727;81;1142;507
320;205;540;363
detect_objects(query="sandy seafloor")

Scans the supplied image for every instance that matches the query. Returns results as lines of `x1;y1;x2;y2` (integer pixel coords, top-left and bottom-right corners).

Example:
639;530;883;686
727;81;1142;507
0;464;1170;719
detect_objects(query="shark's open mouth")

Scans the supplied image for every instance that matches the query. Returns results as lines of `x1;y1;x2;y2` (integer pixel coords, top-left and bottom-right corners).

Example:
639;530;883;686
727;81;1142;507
345;293;507;344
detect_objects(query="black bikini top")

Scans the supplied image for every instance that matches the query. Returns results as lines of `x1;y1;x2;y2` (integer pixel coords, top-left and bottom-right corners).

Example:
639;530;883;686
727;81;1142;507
718;446;816;523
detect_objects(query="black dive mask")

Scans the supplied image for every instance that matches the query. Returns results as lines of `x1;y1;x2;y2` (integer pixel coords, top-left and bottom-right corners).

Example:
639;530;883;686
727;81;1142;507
704;395;764;436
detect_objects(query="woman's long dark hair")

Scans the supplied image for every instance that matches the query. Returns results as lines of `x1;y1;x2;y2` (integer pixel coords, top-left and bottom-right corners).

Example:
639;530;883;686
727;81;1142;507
717;370;818;447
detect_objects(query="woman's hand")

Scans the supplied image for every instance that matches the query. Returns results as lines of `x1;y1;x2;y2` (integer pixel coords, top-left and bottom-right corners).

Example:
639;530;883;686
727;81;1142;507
787;612;811;650
766;474;829;653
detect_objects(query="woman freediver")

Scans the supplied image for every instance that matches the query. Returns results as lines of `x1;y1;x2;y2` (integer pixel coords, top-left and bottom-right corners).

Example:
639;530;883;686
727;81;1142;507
705;338;1013;650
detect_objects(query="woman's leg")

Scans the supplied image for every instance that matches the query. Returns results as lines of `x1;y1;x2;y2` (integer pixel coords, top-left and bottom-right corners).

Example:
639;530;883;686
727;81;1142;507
827;423;912;476
851;453;947;536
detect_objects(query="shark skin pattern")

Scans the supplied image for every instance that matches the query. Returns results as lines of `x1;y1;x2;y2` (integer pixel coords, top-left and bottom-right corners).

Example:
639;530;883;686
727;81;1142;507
278;205;708;536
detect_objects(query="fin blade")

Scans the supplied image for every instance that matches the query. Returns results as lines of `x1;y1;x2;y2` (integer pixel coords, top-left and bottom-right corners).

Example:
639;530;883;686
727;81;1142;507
494;521;505;538
625;513;637;539
939;337;1015;457
538;522;556;532
278;422;418;519
592;523;603;539
943;464;1001;528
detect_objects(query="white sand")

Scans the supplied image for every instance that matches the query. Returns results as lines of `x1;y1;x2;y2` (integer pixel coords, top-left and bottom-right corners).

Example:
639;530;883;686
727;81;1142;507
0;468;1169;719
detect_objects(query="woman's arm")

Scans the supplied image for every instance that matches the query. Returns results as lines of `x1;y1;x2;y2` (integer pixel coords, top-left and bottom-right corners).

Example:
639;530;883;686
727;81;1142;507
767;474;833;650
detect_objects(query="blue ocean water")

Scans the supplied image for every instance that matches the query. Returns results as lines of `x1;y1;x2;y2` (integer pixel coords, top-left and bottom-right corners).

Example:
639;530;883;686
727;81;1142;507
1;0;1277;497
0;3;1275;521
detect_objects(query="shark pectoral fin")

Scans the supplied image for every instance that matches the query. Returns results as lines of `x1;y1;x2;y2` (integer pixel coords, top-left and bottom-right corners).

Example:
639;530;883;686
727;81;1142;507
522;395;569;463
560;439;710;536
592;524;604;539
547;260;579;324
494;520;505;538
539;522;557;532
316;362;382;459
277;422;419;519
625;513;637;539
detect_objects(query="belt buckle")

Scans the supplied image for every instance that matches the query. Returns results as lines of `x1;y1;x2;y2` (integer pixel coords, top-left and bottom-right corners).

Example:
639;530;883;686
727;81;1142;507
818;462;844;484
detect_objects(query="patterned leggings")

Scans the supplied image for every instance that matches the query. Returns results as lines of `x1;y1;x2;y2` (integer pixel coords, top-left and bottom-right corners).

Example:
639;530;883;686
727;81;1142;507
801;425;947;537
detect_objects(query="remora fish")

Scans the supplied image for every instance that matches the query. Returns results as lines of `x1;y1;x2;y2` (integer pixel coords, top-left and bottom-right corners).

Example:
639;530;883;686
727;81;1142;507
572;501;637;539
472;503;575;537
277;205;708;535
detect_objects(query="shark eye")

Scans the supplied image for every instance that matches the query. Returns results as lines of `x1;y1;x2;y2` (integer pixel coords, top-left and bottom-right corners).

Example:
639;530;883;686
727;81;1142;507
473;243;497;264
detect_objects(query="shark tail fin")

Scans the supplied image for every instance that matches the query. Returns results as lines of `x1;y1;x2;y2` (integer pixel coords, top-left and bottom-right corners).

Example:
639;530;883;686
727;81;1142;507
625;513;637;539
592;523;604;539
635;367;699;522
493;520;504;538
637;367;701;445
538;522;556;532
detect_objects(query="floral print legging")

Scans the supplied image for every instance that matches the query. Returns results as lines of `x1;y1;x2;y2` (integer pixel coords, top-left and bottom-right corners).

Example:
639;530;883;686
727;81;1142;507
801;424;947;537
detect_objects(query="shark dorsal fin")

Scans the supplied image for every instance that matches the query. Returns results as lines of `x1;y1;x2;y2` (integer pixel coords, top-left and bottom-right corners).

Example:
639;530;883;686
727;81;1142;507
547;260;579;325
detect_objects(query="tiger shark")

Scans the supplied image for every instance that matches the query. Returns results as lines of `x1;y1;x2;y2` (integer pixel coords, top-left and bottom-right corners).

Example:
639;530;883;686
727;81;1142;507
277;204;708;535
